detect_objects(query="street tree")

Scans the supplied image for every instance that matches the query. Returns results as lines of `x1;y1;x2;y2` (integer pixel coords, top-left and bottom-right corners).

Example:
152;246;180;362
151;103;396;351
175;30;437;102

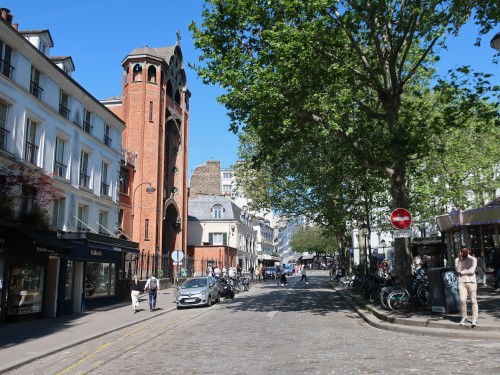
289;225;338;263
190;1;500;286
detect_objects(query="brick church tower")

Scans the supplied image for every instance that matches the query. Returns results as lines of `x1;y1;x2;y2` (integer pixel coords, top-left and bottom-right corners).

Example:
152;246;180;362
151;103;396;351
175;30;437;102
105;39;190;270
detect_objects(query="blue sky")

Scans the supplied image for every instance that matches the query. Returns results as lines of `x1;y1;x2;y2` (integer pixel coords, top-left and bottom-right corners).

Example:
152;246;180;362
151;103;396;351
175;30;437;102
3;1;499;180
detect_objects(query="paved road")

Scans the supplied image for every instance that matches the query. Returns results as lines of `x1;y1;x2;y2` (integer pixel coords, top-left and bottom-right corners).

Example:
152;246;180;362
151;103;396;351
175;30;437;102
5;273;500;374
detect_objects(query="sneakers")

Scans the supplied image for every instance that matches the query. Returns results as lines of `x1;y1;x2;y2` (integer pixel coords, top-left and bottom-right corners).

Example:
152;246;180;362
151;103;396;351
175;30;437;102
472;320;478;327
459;318;468;326
306;282;309;285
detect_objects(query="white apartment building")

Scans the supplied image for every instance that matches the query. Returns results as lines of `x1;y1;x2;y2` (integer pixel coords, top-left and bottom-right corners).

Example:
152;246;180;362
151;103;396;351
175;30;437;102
0;9;137;322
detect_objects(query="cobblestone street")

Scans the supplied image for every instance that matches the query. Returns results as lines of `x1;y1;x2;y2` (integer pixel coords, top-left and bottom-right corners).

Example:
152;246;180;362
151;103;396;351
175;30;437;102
6;273;500;374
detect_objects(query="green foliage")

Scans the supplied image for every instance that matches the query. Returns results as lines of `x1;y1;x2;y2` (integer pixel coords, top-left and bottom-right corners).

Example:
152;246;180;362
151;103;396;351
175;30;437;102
289;226;338;256
18;206;51;228
191;1;500;280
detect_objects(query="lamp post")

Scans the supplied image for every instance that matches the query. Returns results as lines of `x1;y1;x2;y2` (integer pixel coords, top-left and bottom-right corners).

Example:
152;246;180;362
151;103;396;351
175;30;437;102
360;223;370;273
131;182;156;241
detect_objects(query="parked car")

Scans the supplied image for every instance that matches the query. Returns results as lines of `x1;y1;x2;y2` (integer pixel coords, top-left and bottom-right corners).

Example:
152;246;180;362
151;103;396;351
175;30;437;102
265;266;277;279
282;264;294;276
176;276;220;309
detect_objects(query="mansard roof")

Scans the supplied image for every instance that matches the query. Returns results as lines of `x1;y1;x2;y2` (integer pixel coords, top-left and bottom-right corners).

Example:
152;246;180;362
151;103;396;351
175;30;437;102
188;195;242;222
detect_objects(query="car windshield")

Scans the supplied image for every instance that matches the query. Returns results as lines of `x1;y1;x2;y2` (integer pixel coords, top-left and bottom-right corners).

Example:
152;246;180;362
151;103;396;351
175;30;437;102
181;278;208;289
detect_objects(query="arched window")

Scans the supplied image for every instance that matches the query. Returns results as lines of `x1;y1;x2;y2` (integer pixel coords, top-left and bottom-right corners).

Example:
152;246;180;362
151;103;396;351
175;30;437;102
147;65;156;83
132;64;143;82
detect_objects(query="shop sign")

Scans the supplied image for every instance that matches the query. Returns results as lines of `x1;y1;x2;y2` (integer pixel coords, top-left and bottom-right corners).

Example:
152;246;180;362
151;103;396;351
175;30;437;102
36;246;56;254
90;249;103;256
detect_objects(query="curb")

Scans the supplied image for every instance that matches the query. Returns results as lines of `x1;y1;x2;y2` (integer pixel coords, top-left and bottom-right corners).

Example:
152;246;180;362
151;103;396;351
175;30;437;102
331;282;500;340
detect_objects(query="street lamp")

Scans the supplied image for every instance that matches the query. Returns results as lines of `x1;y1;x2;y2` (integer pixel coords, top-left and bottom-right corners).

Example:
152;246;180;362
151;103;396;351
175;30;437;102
131;182;156;240
360;223;370;272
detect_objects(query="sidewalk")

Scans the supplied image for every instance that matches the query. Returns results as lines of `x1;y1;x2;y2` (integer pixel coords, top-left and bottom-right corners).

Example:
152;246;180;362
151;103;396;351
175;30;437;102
331;281;500;340
0;290;177;374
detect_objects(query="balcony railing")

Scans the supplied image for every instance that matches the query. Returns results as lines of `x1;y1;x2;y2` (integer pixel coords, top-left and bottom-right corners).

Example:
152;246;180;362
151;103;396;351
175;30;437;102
79;173;90;189
59;103;71;119
24;141;38;165
0;59;15;79
100;182;109;196
0;127;9;151
54;161;67;178
83;120;93;134
30;81;43;100
104;135;112;147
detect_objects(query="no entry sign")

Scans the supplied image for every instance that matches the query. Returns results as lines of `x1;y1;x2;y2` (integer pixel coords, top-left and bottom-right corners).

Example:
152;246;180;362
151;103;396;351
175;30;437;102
390;208;412;230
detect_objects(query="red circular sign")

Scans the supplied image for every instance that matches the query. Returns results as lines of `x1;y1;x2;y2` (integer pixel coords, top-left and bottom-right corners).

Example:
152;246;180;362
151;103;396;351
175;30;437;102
390;208;412;229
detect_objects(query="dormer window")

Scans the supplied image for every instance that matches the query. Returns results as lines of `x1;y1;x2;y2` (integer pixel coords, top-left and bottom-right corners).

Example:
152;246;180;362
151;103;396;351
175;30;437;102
212;204;223;219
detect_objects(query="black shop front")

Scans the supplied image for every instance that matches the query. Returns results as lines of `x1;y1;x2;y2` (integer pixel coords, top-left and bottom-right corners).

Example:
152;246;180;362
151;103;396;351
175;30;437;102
57;232;139;316
0;225;70;324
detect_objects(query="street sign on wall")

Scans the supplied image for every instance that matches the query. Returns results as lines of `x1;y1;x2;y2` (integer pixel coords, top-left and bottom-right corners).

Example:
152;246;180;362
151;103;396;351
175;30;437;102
390;208;412;230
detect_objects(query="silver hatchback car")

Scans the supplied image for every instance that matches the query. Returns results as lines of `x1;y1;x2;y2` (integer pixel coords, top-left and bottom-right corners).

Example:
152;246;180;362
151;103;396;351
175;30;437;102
176;276;220;309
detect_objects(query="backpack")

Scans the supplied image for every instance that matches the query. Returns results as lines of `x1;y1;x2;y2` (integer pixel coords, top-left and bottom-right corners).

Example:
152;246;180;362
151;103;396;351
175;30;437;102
149;278;157;291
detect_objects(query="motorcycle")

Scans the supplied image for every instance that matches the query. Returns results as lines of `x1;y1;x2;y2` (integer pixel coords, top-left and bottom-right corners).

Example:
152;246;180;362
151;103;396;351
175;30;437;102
216;278;235;299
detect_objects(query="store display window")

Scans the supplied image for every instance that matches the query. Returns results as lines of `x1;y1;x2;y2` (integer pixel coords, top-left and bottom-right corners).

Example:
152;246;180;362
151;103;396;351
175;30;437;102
7;265;44;315
85;262;116;298
65;260;74;300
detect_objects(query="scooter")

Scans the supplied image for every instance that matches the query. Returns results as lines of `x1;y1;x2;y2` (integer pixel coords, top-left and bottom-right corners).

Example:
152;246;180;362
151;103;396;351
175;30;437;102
217;278;235;299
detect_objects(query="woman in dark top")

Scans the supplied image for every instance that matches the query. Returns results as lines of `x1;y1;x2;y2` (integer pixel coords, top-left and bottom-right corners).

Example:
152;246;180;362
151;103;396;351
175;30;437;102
130;274;141;313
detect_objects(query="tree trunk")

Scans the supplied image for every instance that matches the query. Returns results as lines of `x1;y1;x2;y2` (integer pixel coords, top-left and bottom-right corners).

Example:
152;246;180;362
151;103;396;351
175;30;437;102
389;161;413;289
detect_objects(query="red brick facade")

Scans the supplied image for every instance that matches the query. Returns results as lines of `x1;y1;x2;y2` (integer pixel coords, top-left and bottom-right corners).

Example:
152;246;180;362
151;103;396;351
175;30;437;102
106;44;190;264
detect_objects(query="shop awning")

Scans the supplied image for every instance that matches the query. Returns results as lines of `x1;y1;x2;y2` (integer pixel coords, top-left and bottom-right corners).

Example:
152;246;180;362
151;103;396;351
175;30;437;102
21;229;70;255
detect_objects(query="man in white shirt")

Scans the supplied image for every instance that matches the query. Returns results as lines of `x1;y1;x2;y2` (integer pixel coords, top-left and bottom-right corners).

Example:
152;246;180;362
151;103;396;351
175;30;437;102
455;247;478;326
144;273;160;312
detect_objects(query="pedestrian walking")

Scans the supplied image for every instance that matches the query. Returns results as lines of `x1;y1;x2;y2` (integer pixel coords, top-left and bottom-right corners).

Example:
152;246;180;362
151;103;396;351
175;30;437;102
130;274;141;313
454;247;478;326
299;264;308;284
249;265;254;280
144;273;160;312
280;267;287;286
493;248;500;291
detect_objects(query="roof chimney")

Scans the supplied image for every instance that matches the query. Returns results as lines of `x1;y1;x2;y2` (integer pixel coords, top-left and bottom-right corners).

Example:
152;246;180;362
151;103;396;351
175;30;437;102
0;8;13;24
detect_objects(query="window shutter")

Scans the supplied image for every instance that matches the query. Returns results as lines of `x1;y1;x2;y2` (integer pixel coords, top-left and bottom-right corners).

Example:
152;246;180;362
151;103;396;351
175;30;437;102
223;233;227;245
209;233;213;245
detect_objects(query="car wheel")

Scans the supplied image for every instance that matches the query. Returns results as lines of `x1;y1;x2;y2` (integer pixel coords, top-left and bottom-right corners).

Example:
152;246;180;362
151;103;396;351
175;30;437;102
176;305;183;310
207;296;212;307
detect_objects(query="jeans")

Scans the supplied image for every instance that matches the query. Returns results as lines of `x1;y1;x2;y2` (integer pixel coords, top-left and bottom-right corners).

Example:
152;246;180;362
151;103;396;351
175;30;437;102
148;291;157;310
458;282;478;320
300;274;307;282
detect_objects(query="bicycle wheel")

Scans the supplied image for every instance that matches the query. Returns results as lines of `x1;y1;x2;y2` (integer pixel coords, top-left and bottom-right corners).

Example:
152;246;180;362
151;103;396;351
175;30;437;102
388;291;410;311
380;288;393;309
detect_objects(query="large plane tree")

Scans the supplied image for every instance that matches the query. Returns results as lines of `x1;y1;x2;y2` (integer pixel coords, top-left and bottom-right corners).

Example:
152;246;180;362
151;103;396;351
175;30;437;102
190;1;500;285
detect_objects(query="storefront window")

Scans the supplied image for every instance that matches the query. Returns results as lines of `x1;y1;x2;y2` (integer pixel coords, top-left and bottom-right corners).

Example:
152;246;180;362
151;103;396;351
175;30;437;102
7;265;44;315
85;262;116;298
65;260;73;300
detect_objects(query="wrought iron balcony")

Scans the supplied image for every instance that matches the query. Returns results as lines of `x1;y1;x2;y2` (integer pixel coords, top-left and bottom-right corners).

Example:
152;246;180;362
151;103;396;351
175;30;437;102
54;161;67;178
59;103;70;119
0;127;9;151
24;141;38;165
79;173;91;189
30;81;43;99
83;120;93;134
0;59;15;79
